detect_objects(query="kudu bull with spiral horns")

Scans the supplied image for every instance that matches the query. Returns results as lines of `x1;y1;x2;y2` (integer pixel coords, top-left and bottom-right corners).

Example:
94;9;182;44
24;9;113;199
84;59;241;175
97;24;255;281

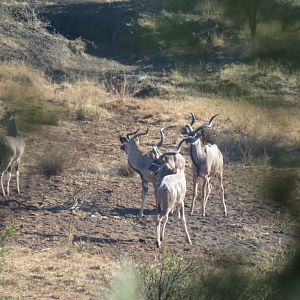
148;145;192;248
180;114;227;217
119;127;181;218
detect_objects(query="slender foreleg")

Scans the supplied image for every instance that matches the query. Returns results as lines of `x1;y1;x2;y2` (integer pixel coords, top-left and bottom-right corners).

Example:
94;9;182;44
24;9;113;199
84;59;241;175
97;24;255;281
0;171;6;197
180;202;192;244
190;173;198;215
139;179;149;218
202;176;211;217
218;173;227;216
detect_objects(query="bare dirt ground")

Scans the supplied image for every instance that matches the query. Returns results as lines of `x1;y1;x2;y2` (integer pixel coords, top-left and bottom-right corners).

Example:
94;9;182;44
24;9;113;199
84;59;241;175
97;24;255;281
0;98;297;298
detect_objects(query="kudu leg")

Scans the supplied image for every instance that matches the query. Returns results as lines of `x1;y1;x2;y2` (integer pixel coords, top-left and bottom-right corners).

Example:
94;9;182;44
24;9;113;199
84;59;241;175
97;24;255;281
202;177;211;217
0;159;12;197
6;170;12;196
139;180;149;218
156;216;162;248
190;175;198;215
16;159;21;194
0;172;6;197
180;203;192;244
160;211;169;243
219;174;227;216
16;171;20;194
156;209;169;248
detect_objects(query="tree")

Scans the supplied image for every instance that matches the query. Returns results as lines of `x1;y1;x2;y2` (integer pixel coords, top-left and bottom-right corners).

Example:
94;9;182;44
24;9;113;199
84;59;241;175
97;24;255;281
220;0;293;38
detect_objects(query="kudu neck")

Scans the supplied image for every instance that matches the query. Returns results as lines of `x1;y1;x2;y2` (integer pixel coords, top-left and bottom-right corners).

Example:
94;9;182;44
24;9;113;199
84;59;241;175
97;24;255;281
191;138;204;151
7;119;18;137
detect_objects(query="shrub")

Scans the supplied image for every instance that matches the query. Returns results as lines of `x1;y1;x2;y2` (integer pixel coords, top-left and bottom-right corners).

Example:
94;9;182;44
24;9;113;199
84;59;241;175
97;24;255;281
117;163;135;177
37;148;68;177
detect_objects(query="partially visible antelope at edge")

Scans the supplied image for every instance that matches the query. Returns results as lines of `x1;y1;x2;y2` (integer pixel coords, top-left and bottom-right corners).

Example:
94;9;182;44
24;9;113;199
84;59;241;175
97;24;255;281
119;127;181;218
179;114;227;217
148;146;192;248
0;112;25;197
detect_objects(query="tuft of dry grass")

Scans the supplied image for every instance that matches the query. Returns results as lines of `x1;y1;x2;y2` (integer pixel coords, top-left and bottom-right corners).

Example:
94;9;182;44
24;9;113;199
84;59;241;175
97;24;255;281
84;157;108;178
117;163;136;178
209;31;226;48
37;148;69;177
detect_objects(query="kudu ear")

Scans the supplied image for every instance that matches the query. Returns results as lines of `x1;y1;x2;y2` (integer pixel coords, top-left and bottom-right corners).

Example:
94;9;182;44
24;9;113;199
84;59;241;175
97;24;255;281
180;127;187;135
119;136;127;144
134;137;140;145
147;151;156;160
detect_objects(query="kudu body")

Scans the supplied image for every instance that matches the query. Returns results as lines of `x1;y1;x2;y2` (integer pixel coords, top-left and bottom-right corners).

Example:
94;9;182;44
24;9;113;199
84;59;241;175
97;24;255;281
120;127;182;217
180;114;227;216
0;112;25;197
149;149;192;248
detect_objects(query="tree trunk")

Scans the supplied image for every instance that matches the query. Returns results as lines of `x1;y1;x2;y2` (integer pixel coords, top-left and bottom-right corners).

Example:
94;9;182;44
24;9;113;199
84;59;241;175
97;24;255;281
249;0;258;38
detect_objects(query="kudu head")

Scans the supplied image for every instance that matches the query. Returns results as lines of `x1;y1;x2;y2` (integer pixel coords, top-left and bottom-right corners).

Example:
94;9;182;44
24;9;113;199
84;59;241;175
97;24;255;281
181;113;220;143
119;128;149;154
147;127;165;160
180;112;196;136
0;111;17;127
148;140;184;175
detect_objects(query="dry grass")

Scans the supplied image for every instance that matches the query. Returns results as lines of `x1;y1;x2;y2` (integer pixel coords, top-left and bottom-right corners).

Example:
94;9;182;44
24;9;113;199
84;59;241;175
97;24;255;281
128;95;300;145
210;31;226;48
0;62;51;101
55;80;112;122
37;148;69;177
0;62;61;128
0;63;115;127
121;94;299;165
0;245;115;299
1;61;298;166
84;157;108;178
117;162;136;178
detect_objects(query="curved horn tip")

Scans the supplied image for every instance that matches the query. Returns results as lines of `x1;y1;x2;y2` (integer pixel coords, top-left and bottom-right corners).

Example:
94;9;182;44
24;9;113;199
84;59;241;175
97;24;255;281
126;128;140;139
189;112;196;126
208;114;220;127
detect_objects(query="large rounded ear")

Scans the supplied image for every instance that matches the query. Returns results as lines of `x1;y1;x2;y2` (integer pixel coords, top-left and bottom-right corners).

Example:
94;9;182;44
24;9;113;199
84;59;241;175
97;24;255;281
180;126;188;135
147;151;156;160
134;137;140;145
119;135;127;144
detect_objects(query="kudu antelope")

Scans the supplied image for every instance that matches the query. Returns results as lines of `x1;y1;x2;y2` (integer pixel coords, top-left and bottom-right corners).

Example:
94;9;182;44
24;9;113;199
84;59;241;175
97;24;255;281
0;112;25;197
119;127;182;217
119;128;152;217
179;114;227;217
148;148;192;248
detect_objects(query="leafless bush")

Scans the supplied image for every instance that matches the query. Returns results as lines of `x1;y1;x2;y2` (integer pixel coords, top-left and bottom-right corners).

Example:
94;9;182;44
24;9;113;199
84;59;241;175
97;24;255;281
117;162;135;177
37;148;68;177
105;73;129;100
68;37;86;57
